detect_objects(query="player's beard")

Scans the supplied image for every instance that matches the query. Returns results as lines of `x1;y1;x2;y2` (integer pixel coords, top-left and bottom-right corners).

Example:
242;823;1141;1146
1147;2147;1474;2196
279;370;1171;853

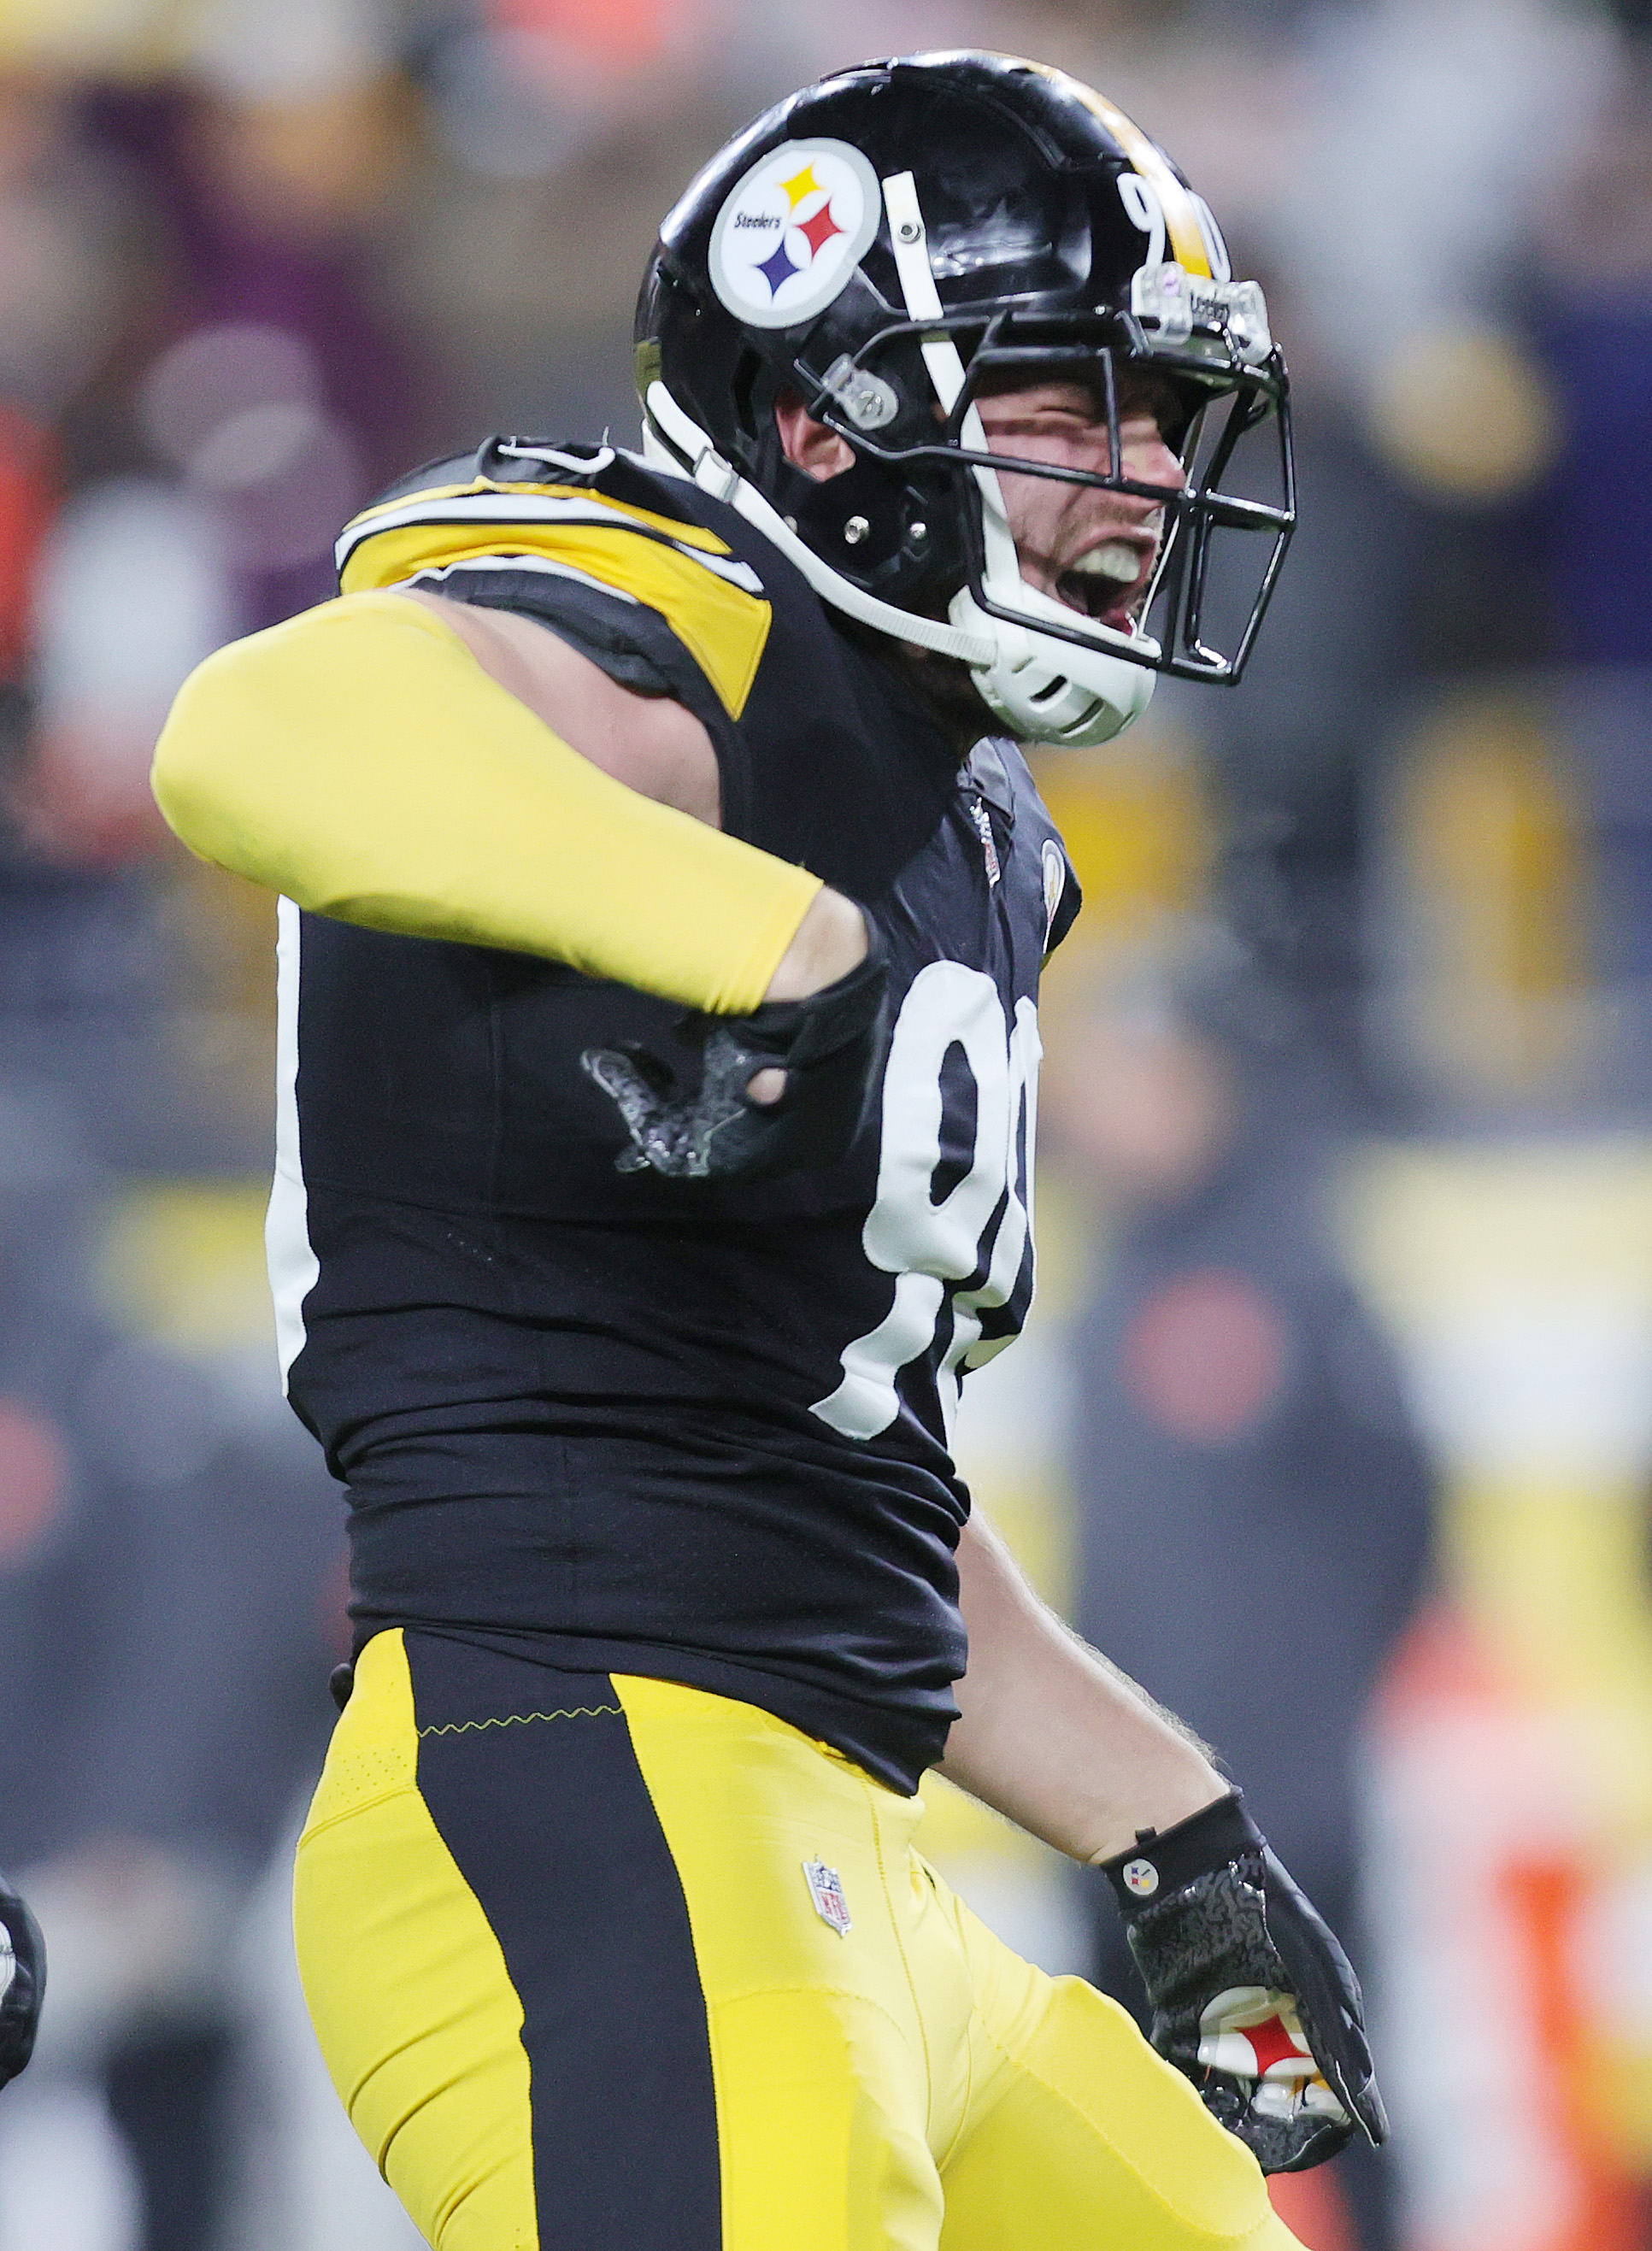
897;639;1027;755
827;613;1028;764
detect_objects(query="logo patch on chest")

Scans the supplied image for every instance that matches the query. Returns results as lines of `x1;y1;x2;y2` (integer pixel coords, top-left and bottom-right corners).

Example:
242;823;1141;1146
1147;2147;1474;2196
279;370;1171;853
970;797;1001;888
802;1858;853;1936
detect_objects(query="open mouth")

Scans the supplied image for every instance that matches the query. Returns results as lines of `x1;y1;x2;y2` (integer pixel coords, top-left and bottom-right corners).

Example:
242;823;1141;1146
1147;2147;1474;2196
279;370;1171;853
1055;538;1148;629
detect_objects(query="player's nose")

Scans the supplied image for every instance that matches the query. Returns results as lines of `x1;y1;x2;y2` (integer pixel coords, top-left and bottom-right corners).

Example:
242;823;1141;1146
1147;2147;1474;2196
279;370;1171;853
1126;428;1185;492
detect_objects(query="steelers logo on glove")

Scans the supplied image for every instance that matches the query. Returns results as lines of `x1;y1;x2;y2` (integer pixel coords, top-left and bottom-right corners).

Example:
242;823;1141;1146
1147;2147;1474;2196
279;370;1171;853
1098;1791;1388;2173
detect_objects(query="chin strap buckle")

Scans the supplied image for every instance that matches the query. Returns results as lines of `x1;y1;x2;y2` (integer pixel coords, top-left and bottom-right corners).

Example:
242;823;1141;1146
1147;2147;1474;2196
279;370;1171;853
689;445;742;507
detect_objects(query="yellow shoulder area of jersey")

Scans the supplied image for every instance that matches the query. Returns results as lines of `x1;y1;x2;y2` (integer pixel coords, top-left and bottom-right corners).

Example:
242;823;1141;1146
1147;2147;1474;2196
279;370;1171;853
337;478;772;720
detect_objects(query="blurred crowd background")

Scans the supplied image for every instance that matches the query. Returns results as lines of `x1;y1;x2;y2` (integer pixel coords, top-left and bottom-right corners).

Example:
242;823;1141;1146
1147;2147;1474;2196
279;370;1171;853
0;0;1648;2246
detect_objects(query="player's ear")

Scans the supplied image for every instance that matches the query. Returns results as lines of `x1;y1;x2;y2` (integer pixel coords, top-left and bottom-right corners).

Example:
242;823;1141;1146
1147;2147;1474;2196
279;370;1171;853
773;390;855;482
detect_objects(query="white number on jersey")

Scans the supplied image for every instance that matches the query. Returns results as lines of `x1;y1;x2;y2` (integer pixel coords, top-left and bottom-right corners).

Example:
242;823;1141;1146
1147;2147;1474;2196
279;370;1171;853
811;960;1041;1444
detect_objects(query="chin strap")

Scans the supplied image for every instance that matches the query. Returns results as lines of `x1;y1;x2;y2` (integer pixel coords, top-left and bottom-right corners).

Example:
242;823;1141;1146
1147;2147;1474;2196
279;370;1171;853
641;382;992;667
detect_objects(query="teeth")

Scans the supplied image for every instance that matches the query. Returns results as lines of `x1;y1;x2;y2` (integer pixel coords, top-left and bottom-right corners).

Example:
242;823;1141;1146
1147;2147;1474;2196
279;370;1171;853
1070;540;1140;585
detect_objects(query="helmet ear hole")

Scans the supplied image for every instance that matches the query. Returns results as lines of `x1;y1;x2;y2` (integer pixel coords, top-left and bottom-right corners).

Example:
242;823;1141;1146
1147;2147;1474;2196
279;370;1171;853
791;451;967;605
795;455;907;572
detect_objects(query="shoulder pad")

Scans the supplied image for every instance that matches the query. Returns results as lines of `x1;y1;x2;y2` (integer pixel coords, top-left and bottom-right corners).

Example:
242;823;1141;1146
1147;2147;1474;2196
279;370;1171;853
333;435;773;719
478;439;708;530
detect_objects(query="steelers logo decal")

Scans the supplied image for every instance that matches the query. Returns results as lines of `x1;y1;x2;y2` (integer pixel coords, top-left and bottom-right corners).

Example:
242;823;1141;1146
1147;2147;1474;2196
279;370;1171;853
1122;1857;1161;1897
708;139;883;331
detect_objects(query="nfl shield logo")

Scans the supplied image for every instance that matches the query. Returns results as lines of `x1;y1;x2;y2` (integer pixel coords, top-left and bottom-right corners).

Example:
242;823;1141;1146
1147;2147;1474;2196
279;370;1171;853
802;1858;852;1937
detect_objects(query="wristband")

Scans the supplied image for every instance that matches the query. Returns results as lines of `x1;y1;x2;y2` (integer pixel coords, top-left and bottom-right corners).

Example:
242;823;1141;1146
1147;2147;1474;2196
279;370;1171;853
1096;1790;1261;1915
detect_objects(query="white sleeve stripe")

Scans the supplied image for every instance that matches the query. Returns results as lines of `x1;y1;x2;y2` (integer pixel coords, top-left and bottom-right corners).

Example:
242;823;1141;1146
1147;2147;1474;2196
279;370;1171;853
391;555;643;605
266;896;320;1390
335;494;765;594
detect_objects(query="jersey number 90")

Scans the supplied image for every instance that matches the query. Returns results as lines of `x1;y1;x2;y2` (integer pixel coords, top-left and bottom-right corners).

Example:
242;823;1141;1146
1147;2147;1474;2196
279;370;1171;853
812;961;1041;1444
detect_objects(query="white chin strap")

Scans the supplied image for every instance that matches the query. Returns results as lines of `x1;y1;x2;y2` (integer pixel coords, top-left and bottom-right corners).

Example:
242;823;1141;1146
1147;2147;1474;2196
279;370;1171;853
643;170;1156;747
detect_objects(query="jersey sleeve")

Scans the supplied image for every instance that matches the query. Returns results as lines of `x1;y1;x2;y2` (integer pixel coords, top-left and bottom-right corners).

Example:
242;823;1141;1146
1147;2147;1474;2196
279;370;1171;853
334;443;770;738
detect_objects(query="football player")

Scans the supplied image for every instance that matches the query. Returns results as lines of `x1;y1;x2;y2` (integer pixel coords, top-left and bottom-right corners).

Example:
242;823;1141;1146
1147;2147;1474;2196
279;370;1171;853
152;50;1382;2251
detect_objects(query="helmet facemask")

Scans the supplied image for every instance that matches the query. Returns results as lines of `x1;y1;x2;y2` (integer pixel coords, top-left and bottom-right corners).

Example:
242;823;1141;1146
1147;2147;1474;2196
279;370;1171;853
826;306;1296;716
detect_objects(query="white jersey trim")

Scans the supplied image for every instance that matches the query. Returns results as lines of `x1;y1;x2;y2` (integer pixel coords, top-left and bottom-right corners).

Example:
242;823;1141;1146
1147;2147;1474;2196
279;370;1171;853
335;492;764;594
392;554;642;606
267;896;320;1390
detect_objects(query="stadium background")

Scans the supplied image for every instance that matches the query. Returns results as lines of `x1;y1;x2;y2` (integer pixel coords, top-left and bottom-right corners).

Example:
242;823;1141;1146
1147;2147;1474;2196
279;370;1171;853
0;0;1647;2246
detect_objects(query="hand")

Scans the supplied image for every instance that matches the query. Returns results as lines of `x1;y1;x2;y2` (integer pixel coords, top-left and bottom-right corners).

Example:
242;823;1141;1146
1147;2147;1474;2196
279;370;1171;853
582;920;890;1180
1098;1792;1387;2172
0;1876;44;2089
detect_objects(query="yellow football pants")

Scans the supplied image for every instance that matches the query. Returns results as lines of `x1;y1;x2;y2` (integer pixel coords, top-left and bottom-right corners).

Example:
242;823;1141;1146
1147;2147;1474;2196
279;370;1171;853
293;1627;1300;2251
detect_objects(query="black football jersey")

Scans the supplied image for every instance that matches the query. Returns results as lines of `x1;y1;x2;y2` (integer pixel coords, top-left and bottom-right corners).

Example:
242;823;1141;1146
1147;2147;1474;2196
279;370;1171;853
273;437;1079;1790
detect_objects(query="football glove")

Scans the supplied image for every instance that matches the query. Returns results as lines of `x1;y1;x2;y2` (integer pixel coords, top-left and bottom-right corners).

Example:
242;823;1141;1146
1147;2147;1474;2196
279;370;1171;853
0;1876;44;2089
581;923;890;1181
1098;1791;1387;2172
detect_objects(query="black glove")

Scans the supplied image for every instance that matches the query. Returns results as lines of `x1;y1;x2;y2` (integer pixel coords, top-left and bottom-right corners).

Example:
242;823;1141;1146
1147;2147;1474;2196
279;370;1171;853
1099;1791;1388;2172
581;924;890;1182
0;1876;44;2090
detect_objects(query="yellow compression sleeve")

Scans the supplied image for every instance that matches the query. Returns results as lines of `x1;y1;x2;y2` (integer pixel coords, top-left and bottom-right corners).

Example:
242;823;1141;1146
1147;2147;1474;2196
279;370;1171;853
151;591;822;1014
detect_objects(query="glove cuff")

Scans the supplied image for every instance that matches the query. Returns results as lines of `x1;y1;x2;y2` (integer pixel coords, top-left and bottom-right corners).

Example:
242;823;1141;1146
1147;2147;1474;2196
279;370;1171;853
734;917;888;1063
1096;1790;1264;1918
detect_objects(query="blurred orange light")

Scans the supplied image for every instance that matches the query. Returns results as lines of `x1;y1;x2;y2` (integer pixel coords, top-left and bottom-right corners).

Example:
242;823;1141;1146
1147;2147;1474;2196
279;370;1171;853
1267;2166;1355;2251
0;399;55;683
486;0;686;70
1120;1269;1289;1443
0;1396;66;1566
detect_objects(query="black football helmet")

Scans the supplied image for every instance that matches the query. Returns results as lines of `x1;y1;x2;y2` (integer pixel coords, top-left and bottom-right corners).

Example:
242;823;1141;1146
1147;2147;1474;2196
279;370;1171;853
635;50;1293;747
